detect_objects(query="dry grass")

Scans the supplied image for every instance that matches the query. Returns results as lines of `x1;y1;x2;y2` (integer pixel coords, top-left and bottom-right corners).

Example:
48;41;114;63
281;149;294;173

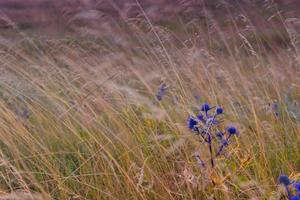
0;1;299;199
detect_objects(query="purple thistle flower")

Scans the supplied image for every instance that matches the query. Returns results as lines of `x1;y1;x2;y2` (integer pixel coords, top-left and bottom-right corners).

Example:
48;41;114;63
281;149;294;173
227;126;237;135
215;106;223;115
295;182;300;192
278;174;292;199
156;83;168;101
272;101;279;117
201;103;211;112
187;102;239;168
291;196;300;200
197;114;204;121
279;174;291;186
187;116;198;130
216;137;230;157
216;127;238;157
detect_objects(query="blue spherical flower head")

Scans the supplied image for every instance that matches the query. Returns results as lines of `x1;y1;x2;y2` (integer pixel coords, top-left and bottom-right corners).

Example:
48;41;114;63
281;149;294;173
295;182;300;192
227;126;237;135
291;196;300;200
201;103;211;112
187;116;198;130
197;114;204;121
215;106;223;115
156;83;168;101
278;174;291;186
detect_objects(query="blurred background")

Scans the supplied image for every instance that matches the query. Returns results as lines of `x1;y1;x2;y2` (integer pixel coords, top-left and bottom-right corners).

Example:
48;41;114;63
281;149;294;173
0;0;299;37
0;1;299;199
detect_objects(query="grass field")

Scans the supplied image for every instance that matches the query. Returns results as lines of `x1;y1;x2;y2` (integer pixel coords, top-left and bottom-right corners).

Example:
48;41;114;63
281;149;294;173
0;1;299;199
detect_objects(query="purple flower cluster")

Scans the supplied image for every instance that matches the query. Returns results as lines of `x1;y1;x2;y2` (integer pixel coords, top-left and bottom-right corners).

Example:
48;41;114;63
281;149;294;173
279;174;300;200
187;103;238;168
156;83;168;101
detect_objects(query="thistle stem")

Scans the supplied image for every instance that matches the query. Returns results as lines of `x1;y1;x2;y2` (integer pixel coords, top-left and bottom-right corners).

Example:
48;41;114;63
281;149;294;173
216;134;232;157
216;145;224;157
207;134;215;168
285;186;292;199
